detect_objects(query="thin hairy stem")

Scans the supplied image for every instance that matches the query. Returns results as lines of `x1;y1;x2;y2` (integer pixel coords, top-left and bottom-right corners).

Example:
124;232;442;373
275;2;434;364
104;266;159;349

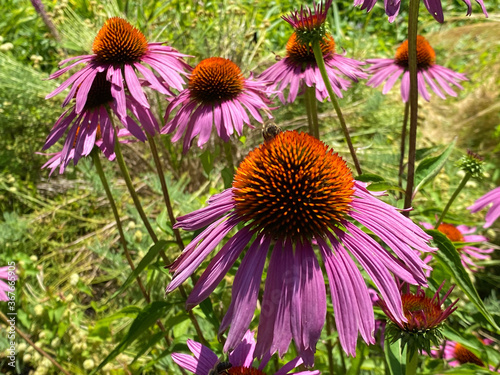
312;41;362;175
435;173;471;228
305;85;320;138
403;0;421;216
398;101;410;198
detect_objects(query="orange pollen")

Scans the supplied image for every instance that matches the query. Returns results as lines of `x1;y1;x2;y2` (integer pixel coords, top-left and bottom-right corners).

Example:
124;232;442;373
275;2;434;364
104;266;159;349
233;131;354;241
228;366;266;375
394;35;436;69
453;343;485;366
401;293;443;331
286;32;335;64
437;223;465;243
189;57;245;104
92;17;148;63
295;14;323;31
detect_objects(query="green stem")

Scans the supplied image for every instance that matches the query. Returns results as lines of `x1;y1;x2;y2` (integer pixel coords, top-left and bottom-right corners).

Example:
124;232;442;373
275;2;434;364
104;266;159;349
312;41;362;175
114;136;159;243
405;348;419;375
305;85;320;139
147;134;185;251
402;0;421;217
91;150;171;344
398;101;410;199
325;314;335;375
223;140;235;175
435;173;471;228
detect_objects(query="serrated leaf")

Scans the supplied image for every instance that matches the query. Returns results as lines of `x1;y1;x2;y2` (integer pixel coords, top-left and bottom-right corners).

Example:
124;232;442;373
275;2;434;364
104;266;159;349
91;301;173;374
107;240;167;302
384;336;406;375
414;139;456;195
426;230;499;331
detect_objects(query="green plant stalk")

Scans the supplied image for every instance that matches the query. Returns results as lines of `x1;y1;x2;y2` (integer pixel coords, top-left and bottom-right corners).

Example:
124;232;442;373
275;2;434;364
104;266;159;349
312;41;362;175
403;0;421;217
405;348;419;375
398;101;410;197
105;109;208;345
223;140;235;175
435;173;471;228
305;85;320;139
325;313;335;374
0;311;71;375
91;150;171;344
147;134;185;251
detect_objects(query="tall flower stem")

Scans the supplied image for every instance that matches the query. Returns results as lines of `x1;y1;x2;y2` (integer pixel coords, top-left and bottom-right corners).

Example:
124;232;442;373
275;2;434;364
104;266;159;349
223;141;235;176
91;150;171;344
398;101;410;197
304;85;320;138
91;150;150;300
312;41;362;175
147;134;185;251
105;111;208;345
435;173;471;228
405;349;419;375
0;312;71;375
325;313;336;374
403;0;421;217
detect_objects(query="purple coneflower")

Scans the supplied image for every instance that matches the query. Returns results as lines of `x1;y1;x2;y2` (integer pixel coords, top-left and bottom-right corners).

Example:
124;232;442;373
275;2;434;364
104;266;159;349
432;339;499;371
260;1;366;104
420;222;494;271
166;131;433;365
468;186;500;228
41;128;133;176
378;282;457;333
162;57;272;153
172;330;319;375
46;17;189;123
42;72;159;171
0;266;16;302
367;35;468;102
354;0;487;23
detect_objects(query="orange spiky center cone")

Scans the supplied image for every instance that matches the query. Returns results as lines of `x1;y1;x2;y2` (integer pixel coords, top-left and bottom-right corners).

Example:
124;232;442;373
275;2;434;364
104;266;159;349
401;293;444;331
233;131;354;241
189;57;245;104
394;35;436;69
437;223;465;243
92;17;148;63
286;32;335;64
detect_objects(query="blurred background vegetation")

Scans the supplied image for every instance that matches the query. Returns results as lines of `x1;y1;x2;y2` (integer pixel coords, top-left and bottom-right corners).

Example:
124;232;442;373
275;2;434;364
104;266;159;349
0;0;499;373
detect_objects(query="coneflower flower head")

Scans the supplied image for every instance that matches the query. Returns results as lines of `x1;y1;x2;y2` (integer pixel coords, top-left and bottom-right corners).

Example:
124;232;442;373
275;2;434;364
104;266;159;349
46;17;189;126
42;70;159;171
166;130;434;364
367;35;467;102
379;281;458;354
282;0;333;46
458;150;484;178
162;57;272;153
260;1;366;104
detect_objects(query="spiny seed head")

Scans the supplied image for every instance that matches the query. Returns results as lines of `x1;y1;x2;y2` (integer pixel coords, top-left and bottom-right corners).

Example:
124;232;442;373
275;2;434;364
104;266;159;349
92;17;148;64
458;150;484;178
286;32;335;64
395;35;436;69
282;1;332;46
233;131;354;241
189;57;244;104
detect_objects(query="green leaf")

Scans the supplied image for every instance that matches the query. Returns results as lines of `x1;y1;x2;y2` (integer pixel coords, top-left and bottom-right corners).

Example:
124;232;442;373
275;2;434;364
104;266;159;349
107;240;168;302
131;331;167;364
200;148;215;176
367;182;405;193
384;337;406;375
347;343;368;375
426;230;499;331
414;139;456;195
91;301;173;374
356;173;386;183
